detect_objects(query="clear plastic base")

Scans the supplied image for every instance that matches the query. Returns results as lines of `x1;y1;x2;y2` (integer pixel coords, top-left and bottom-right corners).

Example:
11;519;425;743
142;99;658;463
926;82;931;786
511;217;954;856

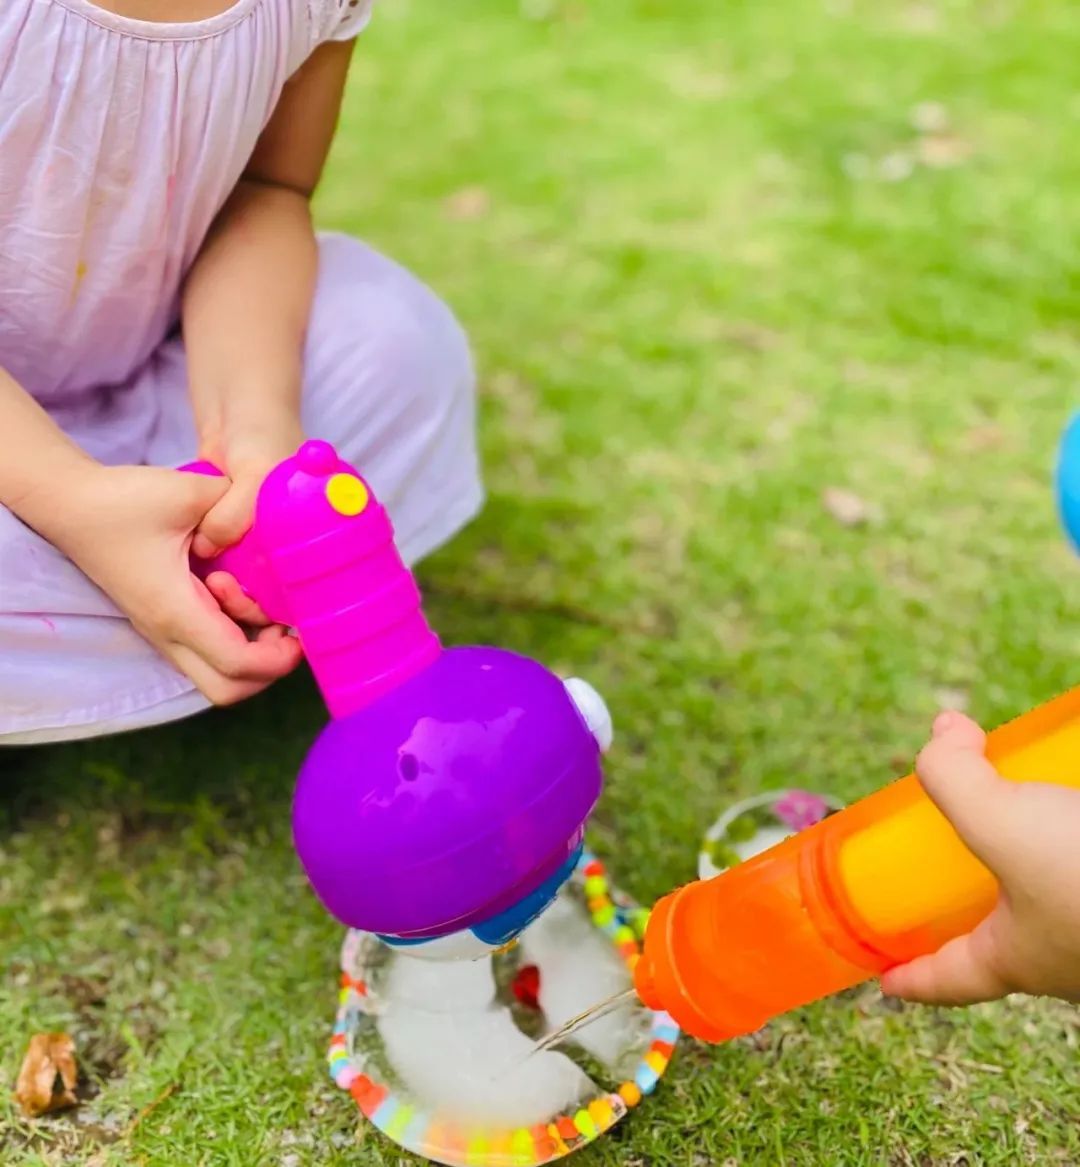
327;853;679;1166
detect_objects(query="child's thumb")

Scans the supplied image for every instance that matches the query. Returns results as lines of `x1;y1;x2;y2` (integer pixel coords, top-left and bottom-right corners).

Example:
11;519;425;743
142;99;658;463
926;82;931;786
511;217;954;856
880;920;1012;1005
915;711;1018;873
180;470;230;524
194;479;261;560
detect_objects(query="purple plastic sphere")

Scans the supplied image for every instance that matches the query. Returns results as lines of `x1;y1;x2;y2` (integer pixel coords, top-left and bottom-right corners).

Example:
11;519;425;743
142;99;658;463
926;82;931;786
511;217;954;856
291;646;603;938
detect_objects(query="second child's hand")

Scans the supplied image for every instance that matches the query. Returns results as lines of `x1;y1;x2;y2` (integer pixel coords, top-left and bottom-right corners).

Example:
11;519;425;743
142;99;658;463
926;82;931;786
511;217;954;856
882;711;1080;1006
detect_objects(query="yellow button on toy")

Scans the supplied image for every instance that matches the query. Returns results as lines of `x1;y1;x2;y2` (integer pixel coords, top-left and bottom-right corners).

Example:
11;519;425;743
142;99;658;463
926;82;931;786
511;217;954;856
326;473;369;516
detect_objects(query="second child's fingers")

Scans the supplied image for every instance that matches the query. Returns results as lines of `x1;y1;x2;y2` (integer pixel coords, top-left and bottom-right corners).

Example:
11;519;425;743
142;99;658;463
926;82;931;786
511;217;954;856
930;709;986;749
916;713;1019;871
880;922;1013;1006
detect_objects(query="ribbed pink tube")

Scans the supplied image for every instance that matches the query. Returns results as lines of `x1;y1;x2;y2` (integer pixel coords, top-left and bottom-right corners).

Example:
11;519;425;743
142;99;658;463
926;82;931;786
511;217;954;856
188;440;441;719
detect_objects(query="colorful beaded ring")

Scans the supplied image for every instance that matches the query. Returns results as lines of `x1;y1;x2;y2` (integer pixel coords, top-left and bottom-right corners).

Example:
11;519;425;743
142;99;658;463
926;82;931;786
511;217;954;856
328;851;680;1166
698;788;846;880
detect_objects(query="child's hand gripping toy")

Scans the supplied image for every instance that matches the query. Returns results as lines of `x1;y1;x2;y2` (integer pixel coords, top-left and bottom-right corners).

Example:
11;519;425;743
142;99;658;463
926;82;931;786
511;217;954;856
632;416;1080;1042
187;440;613;958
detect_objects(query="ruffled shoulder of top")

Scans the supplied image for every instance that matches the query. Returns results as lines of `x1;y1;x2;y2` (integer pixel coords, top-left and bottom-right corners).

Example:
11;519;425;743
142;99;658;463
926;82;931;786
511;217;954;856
308;0;374;44
3;0;373;46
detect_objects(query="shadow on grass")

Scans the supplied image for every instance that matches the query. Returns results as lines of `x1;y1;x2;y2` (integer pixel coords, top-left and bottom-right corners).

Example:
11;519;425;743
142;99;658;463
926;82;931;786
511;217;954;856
2;672;322;837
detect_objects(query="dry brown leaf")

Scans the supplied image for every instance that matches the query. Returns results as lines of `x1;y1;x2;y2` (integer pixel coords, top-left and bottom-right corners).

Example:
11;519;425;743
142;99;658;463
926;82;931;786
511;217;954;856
822;487;879;527
443;186;491;221
14;1032;79;1117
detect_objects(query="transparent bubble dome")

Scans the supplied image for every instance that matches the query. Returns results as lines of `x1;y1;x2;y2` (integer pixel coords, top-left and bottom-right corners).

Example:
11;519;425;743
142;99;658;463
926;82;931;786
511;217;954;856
326;853;680;1166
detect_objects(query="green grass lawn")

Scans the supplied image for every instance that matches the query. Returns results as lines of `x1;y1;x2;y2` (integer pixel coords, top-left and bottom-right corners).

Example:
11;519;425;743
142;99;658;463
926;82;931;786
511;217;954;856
4;0;1080;1162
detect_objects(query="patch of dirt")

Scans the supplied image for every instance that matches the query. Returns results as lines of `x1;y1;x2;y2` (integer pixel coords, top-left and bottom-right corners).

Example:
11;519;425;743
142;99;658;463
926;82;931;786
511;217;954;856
59;976;109;1013
2;968;167;1158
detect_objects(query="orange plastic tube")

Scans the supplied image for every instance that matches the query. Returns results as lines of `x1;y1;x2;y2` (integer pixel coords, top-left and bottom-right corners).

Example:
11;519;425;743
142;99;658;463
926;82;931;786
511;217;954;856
634;686;1080;1043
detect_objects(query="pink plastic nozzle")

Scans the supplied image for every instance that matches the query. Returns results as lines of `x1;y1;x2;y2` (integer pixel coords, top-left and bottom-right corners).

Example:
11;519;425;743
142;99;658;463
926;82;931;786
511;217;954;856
186;441;441;719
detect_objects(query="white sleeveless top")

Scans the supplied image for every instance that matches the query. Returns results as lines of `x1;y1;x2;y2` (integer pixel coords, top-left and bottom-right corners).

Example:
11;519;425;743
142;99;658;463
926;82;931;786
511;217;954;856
0;0;373;408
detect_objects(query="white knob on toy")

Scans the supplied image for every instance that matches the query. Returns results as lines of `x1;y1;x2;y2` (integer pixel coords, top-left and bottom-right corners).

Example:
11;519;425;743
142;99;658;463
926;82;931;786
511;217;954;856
563;678;614;753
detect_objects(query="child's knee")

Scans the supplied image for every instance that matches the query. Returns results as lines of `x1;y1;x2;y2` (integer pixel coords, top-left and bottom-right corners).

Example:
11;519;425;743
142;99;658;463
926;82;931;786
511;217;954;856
310;233;475;429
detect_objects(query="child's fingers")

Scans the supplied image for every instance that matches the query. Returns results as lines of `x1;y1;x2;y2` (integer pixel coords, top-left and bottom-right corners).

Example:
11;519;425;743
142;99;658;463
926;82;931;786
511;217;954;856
204;571;272;627
191;530;219;561
177;470;230;560
170;647;271;706
178;467;230;517
915;717;1019;872
167;585;302;702
170;629;302;705
196;480;260;558
193;619;301;684
880;924;1012;1006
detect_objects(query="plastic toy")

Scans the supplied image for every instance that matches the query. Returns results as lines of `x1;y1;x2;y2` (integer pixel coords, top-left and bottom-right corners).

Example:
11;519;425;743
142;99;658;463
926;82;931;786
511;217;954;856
184;440;678;1164
186;439;608;952
632;415;1080;1043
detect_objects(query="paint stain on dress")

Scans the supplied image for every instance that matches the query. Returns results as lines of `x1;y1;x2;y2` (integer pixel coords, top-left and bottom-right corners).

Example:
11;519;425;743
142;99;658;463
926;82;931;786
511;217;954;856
71;261;88;303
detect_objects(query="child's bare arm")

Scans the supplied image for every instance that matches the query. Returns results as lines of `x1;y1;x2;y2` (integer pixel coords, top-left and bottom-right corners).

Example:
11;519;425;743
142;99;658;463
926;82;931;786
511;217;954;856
881;711;1080;1005
182;40;355;567
0;367;98;521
